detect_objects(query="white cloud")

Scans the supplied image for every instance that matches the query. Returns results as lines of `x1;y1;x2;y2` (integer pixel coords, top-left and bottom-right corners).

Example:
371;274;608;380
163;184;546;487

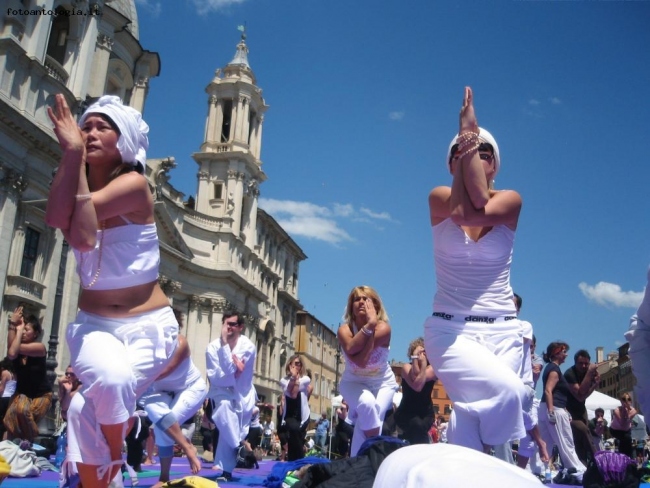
135;0;162;16
360;207;392;221
549;97;562;105
333;203;354;217
190;0;248;15
528;99;540;106
389;111;405;121
258;198;394;245
578;281;644;308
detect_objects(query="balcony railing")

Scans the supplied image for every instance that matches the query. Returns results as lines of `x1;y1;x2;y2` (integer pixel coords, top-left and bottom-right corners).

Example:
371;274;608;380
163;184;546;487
44;55;68;84
5;274;46;305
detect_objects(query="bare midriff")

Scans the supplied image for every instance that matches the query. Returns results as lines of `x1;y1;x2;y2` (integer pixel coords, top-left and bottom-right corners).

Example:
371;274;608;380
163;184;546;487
78;281;170;318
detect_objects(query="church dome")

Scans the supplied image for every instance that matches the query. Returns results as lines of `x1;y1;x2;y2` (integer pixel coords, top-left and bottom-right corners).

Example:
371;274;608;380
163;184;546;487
107;0;139;39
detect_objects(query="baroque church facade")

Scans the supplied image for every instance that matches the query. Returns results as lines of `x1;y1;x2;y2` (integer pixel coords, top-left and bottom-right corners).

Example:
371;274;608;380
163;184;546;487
0;0;309;408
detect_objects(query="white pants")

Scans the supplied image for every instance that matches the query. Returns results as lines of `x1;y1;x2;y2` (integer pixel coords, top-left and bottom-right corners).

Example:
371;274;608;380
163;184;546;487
518;397;540;458
142;376;207;448
339;368;398;456
373;444;543;488
625;267;650;415
210;389;245;473
537;404;586;474
66;307;178;465
424;316;527;450
626;317;650;416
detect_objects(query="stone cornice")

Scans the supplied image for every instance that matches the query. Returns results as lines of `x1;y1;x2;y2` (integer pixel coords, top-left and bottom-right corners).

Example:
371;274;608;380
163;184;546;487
0;100;64;163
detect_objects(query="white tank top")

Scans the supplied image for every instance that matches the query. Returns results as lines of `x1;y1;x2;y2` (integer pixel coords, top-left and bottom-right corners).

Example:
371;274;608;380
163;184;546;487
73;223;160;290
432;218;517;316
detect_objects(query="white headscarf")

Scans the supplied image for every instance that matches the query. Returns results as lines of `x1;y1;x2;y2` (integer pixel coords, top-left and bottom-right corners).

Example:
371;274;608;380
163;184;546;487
374;444;542;488
78;95;149;169
446;127;500;179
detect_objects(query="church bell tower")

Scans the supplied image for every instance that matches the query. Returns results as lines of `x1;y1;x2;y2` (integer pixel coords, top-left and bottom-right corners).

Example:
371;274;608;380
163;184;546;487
193;31;268;244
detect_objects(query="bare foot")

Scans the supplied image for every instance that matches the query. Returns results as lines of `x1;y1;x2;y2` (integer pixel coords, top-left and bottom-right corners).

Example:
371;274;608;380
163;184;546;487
186;445;201;474
143;458;155;465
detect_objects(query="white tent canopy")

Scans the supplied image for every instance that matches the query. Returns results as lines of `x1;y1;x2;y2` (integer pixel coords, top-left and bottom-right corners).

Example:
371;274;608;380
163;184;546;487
585;390;621;411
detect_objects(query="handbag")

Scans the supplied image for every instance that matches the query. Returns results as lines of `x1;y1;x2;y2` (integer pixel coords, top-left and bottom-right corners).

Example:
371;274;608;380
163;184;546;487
582;451;641;488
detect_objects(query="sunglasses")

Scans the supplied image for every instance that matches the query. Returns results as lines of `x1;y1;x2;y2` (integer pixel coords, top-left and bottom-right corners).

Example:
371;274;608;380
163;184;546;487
225;321;241;327
292;362;302;367
623;398;631;402
65;372;75;377
449;143;494;161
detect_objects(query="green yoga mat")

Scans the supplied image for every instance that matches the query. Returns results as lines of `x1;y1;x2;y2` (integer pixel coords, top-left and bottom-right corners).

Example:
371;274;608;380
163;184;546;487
133;469;183;478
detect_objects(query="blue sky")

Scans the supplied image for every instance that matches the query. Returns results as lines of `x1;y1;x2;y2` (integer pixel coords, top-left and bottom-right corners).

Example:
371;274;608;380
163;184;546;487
135;0;650;367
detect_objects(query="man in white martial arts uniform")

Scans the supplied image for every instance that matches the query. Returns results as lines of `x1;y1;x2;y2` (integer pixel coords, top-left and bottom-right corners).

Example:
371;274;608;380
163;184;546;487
206;311;257;481
625;266;650;416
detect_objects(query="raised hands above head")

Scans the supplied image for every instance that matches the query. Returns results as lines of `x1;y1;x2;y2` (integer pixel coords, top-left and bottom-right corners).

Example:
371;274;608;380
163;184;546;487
9;306;24;330
459;86;479;135
47;94;86;154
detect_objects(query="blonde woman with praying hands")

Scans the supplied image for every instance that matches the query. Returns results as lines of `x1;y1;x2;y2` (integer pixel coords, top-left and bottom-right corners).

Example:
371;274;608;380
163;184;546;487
337;285;398;456
46;94;180;488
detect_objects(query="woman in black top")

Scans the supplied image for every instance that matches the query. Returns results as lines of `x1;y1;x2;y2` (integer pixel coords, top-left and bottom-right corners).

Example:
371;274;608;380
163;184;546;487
5;306;52;442
394;338;436;444
538;341;586;482
279;355;311;461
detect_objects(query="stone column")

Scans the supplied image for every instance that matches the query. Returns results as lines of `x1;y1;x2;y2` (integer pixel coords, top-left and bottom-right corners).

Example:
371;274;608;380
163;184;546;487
0;167;28;293
243;180;259;245
204;95;218;144
130;75;149;114
87;33;113;98
229;97;239;143
187;295;204;371
239;96;251;145
254;115;264;160
195;170;210;215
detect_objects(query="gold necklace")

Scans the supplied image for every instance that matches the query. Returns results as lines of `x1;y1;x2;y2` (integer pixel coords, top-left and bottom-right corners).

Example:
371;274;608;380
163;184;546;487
81;220;105;288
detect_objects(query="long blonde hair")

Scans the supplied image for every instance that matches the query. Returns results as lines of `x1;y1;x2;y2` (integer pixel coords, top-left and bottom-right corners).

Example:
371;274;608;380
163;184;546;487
342;285;389;325
284;354;305;377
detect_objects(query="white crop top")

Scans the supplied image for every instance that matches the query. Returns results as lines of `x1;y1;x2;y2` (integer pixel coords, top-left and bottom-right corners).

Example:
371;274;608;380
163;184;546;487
343;346;391;377
432;218;517;316
342;325;392;377
73;223;160;291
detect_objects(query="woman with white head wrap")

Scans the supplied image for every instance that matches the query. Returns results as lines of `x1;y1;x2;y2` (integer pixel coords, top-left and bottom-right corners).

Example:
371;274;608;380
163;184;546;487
45;95;193;487
423;87;529;455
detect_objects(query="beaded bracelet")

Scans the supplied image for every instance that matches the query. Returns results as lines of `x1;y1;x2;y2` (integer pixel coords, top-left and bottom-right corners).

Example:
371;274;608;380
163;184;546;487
361;326;374;336
75;194;92;201
456;131;478;142
457;141;480;160
457;132;479;149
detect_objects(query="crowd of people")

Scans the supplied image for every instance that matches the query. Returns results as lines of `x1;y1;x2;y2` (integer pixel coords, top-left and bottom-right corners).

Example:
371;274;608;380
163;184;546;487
2;87;648;487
